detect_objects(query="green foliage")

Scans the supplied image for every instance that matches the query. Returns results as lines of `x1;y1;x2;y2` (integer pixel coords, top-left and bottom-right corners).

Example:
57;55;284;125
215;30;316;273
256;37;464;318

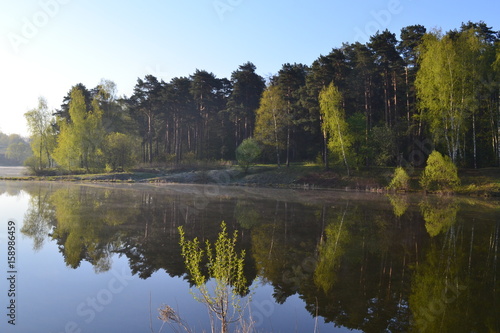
254;85;287;166
24;97;56;170
420;151;460;191
319;82;353;175
22;22;500;175
104;132;139;172
234;201;260;229
226;62;266;148
235;138;261;172
45;187;129;271
178;221;248;333
415;29;491;164
53;87;106;172
53;125;80;171
387;194;409;217
387;167;410;191
419;198;458;237
314;210;350;293
369;125;397;166
6;141;32;165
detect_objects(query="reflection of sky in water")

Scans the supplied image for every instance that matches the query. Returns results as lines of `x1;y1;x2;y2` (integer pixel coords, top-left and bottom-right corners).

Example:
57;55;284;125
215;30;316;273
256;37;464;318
0;186;354;333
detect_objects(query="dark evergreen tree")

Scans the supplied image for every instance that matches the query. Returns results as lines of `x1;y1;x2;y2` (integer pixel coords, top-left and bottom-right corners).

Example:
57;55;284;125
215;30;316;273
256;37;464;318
226;62;266;148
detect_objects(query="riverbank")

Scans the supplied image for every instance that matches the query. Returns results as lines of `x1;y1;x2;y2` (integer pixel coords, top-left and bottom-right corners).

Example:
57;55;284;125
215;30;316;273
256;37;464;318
1;164;499;197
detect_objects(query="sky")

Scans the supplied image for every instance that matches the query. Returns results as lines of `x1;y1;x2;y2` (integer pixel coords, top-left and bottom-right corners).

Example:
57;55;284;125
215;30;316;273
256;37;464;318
0;0;498;137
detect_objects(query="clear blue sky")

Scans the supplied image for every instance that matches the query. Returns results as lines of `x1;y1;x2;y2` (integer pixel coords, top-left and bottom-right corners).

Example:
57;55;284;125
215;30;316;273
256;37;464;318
1;0;498;137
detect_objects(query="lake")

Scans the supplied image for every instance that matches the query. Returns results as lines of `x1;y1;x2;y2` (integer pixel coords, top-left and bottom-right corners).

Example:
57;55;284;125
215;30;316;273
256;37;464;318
0;180;499;333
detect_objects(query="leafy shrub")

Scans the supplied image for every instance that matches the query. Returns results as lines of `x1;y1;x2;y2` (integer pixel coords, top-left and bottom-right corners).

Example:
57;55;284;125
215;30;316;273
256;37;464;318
178;222;248;333
236;138;261;173
420;151;460;192
387;167;410;191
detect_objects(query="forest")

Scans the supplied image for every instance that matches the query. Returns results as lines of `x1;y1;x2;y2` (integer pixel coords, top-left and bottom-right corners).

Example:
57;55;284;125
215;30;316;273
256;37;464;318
23;21;500;174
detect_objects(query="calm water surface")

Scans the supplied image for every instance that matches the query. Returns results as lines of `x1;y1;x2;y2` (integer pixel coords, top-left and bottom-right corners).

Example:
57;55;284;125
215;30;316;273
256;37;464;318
0;180;499;333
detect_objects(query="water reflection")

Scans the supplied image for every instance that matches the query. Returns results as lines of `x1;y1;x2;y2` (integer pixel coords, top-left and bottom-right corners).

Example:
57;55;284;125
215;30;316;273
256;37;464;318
387;194;409;217
7;182;500;332
419;197;459;237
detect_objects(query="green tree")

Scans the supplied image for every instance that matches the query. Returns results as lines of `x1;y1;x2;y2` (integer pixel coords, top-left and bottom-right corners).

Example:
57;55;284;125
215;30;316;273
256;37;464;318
419;197;458;237
344;42;378;139
48;187;121;270
420;151;460;192
53;83;92;122
104;132;139;172
274;63;308;166
387;166;410;191
161;77;195;164
24;97;57;170
399;25;426;127
52;124;80;171
6;141;32;165
81;99;106;170
95;79;136;135
226;62;266;145
387;194;409;217
314;209;351;293
304;48;349;167
319;82;353;175
369;30;404;128
53;87;106;172
21;186;56;251
178;222;248;333
190;70;227;159
255;85;287;166
235;138;261;173
415;29;490;165
368;125;397;166
129;75;163;163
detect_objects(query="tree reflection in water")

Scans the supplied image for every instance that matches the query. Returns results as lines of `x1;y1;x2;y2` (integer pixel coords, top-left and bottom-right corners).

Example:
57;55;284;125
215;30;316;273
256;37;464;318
18;183;500;332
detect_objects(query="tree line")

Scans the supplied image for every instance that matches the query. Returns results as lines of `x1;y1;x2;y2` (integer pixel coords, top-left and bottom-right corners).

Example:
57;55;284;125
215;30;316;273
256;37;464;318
0;131;31;166
25;21;500;173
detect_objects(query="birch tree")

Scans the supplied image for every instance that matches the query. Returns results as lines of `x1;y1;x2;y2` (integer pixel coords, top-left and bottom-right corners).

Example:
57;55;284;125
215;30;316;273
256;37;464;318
24;97;57;170
254;85;287;167
319;82;353;175
53;87;105;171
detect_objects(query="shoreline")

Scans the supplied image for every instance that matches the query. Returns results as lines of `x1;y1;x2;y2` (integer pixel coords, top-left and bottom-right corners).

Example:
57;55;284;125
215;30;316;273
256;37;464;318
1;165;499;198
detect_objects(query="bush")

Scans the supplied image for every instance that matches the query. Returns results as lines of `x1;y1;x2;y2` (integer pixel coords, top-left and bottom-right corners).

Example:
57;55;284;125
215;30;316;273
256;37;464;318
387;166;410;191
420;151;460;192
178;222;248;333
236;138;261;173
104;133;139;172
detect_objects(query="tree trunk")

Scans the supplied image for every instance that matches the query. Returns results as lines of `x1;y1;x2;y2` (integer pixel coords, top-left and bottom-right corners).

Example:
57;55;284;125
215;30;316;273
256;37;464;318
497;90;500;166
336;120;350;176
286;125;290;168
272;110;281;168
393;70;398;126
405;66;411;126
384;69;390;127
323;127;328;170
148;114;153;163
472;110;477;168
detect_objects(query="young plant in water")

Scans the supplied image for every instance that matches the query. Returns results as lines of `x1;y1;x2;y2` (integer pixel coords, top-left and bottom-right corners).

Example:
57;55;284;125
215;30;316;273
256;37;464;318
177;221;249;333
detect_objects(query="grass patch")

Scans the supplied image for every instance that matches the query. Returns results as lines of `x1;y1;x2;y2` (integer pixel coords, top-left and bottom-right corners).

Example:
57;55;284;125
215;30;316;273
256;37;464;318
455;168;500;196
